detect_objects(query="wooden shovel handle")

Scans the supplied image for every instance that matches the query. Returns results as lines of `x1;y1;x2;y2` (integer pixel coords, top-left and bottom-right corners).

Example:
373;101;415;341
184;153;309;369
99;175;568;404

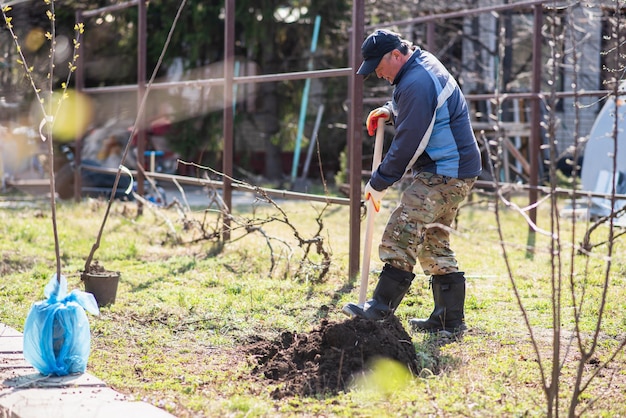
358;118;385;305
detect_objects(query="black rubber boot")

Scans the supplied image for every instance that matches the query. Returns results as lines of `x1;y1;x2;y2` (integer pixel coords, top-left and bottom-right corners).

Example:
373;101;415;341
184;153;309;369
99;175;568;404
409;272;467;336
342;264;415;320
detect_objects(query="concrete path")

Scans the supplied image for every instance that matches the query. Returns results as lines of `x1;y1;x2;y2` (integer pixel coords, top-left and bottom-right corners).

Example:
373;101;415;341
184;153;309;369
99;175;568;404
0;323;174;418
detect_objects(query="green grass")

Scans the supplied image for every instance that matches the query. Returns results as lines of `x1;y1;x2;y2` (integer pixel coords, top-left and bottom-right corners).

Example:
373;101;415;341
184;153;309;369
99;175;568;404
1;190;625;417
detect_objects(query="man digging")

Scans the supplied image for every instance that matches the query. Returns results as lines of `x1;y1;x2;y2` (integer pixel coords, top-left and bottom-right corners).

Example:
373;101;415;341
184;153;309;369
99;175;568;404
343;29;482;337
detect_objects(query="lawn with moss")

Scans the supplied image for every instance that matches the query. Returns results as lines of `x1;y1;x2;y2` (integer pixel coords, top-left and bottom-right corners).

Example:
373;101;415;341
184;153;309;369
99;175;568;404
0;189;625;417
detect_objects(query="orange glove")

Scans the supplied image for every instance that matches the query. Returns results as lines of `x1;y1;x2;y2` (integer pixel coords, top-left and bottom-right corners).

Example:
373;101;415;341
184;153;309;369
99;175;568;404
366;107;390;136
364;181;387;212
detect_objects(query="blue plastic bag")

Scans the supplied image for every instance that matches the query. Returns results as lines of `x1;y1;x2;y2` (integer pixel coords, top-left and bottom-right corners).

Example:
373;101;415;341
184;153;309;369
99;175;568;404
23;274;100;376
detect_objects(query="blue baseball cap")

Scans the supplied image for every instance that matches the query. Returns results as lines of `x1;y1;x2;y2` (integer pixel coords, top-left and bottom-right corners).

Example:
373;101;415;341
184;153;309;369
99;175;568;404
356;29;403;75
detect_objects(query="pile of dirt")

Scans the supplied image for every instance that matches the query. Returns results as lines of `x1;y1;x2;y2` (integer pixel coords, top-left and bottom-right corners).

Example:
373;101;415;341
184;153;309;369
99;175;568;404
247;316;422;398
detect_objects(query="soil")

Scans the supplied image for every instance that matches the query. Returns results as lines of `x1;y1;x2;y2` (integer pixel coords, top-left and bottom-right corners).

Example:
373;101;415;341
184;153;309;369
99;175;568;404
83;260;111;275
246;315;422;399
81;260;119;281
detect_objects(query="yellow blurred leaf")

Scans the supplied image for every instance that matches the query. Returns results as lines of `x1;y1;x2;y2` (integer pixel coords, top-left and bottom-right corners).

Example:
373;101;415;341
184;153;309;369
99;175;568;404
350;358;412;396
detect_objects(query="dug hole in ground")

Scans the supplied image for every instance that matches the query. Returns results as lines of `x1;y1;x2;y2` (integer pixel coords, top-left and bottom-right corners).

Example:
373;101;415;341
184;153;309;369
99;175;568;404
245;315;428;398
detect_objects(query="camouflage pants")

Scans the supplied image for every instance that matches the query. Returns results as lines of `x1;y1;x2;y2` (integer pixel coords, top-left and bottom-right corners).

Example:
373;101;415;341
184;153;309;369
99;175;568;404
379;172;476;275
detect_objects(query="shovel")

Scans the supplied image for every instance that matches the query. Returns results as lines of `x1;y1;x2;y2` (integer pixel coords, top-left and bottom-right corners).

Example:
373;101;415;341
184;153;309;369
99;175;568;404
358;118;385;305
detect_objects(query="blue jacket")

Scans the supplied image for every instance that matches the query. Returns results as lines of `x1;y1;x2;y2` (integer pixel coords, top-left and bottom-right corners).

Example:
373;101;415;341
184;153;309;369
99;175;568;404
369;48;482;191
